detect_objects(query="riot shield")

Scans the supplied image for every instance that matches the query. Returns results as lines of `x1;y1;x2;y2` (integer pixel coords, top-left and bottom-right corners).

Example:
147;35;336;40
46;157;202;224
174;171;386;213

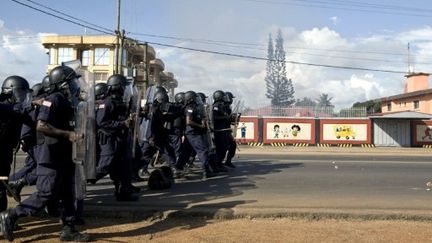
139;85;158;142
204;97;216;151
63;60;96;200
231;100;242;138
130;83;143;156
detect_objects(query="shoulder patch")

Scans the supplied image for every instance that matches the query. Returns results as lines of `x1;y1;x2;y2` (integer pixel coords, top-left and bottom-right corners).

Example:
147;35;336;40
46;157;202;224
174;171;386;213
213;107;219;111
42;100;52;107
187;109;193;113
98;104;105;109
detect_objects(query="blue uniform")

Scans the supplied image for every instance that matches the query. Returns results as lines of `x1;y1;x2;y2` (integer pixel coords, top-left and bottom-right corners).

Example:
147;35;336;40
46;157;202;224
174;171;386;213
0;97;26;211
95;96;129;185
9;108;39;185
176;103;211;171
14;92;76;226
213;100;231;166
224;104;237;165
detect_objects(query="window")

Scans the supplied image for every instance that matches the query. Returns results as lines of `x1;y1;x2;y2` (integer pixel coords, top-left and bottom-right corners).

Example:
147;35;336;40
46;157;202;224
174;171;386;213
49;48;55;65
122;49;128;66
58;47;73;64
81;50;90;66
387;103;391;112
414;100;420;109
94;48;109;65
94;72;108;82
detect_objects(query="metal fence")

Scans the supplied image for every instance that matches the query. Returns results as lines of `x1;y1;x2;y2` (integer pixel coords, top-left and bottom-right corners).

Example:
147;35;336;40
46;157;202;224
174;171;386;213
243;106;368;118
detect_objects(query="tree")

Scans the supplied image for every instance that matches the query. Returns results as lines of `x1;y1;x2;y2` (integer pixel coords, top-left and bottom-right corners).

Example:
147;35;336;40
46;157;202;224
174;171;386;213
295;97;317;107
316;93;334;108
352;100;381;113
265;29;295;107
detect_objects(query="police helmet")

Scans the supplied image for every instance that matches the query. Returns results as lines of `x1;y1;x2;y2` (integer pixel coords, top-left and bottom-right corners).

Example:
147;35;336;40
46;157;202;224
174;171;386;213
155;86;167;95
174;92;185;104
41;75;50;93
225;91;235;104
148;167;173;190
31;83;45;99
95;83;108;100
154;91;169;103
1;76;30;103
49;66;77;86
184;91;197;105
107;74;127;95
197;92;207;103
213;90;225;102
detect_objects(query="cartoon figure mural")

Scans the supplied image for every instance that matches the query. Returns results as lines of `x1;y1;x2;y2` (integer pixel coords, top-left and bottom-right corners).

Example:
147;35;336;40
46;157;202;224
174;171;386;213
240;123;247;139
334;125;356;140
291;125;301;137
273;124;280;138
422;127;432;140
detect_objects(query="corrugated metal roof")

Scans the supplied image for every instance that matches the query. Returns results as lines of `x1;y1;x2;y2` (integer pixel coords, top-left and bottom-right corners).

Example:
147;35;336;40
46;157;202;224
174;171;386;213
376;88;432;102
369;111;432;119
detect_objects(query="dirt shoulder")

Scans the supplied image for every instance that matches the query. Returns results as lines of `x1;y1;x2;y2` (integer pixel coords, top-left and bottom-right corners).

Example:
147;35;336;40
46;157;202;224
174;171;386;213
12;217;432;242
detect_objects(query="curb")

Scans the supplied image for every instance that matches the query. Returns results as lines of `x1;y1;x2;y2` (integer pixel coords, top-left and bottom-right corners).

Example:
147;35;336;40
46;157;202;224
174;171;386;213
82;205;432;222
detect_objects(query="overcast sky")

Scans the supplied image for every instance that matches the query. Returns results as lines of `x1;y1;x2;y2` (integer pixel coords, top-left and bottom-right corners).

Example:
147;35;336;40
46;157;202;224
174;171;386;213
2;0;432;109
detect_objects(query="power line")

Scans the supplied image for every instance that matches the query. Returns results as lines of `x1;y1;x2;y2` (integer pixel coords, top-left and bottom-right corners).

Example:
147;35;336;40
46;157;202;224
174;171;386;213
9;0;115;36
7;0;423;74
128;31;411;57
22;0;114;33
139;40;409;74
240;0;432;18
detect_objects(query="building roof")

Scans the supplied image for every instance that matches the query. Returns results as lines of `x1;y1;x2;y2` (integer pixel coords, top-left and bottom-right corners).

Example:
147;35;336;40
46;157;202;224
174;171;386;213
376;88;432;102
369;111;432;119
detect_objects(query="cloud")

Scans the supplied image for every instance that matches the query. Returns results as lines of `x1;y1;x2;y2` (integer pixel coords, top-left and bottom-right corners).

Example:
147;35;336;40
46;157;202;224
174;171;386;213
0;19;47;86
330;16;339;26
159;25;432;110
2;17;432;111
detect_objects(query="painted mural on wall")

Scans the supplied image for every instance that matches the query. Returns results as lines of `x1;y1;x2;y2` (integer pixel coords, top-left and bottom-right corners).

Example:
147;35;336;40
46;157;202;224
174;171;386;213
235;122;255;140
323;124;367;141
266;122;311;140
416;125;432;142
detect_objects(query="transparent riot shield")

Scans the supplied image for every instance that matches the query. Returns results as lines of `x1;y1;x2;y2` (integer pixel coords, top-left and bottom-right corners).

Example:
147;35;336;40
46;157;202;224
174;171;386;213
130;83;143;156
63;60;96;200
204;97;216;151
139;85;158;142
231;99;242;138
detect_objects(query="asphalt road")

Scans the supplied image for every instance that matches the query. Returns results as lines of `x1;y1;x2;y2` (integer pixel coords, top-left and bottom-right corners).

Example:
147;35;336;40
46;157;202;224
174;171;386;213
12;147;432;219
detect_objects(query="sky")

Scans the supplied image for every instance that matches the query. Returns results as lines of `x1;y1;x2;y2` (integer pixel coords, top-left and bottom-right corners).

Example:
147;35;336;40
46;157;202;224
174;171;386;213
2;0;432;110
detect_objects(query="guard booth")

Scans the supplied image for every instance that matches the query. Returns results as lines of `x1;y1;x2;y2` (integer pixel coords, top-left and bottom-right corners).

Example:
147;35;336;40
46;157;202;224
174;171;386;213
369;111;432;147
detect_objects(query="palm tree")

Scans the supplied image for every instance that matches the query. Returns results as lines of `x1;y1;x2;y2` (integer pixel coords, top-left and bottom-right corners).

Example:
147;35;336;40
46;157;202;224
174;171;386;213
316;93;334;108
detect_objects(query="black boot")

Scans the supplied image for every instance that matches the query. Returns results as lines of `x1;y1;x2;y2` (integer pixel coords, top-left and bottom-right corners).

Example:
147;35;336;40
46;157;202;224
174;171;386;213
59;225;91;242
0;208;18;242
202;165;217;180
116;186;139;202
224;161;236;168
7;178;26;202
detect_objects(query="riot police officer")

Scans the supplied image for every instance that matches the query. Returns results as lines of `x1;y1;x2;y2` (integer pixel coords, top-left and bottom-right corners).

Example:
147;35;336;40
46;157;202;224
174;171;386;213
95;74;138;201
168;92;186;161
0;76;31;211
7;82;47;202
176;91;217;179
224;91;238;168
212;90;230;172
0;66;90;242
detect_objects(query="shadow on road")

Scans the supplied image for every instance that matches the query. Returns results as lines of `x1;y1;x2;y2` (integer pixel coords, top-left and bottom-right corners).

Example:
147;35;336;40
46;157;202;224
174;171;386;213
12;160;303;241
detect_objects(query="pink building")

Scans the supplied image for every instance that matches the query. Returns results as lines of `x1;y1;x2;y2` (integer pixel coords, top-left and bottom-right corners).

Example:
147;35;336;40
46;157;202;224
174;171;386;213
379;73;432;114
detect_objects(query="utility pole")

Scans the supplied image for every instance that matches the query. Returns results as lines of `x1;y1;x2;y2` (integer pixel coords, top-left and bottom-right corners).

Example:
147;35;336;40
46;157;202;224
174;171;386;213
115;0;121;74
